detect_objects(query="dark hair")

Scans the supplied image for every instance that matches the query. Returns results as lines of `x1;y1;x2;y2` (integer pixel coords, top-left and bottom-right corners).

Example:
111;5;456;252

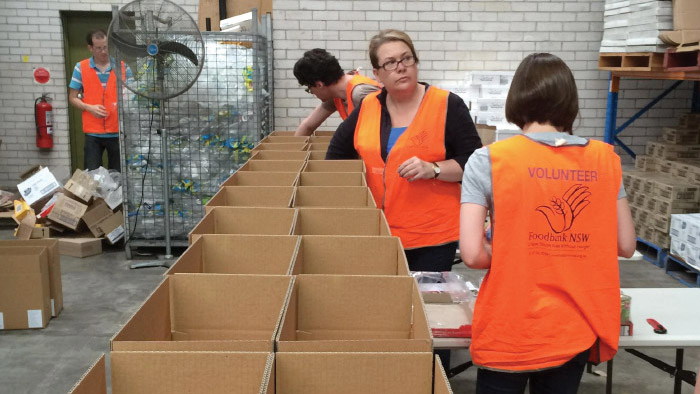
86;29;107;46
505;53;579;133
293;49;344;88
368;29;419;69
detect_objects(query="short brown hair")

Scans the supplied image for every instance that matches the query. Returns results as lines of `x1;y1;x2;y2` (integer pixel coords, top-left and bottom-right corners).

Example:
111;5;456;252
86;29;107;46
368;29;419;69
505;53;579;133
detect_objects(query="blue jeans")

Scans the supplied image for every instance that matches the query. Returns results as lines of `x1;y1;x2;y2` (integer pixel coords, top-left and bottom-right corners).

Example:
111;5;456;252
476;349;590;394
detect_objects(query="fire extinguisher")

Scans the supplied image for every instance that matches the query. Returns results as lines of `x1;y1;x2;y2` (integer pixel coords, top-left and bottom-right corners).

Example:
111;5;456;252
35;94;53;149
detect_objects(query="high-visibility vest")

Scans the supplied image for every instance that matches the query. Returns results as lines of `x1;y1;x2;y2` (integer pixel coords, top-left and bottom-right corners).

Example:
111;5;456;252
472;134;622;371
80;59;124;134
353;87;460;249
333;74;381;120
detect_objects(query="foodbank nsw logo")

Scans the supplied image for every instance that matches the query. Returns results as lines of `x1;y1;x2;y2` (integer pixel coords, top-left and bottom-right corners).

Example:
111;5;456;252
535;184;591;234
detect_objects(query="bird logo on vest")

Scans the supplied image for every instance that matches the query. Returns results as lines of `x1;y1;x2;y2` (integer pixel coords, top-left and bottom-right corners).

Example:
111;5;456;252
535;184;591;234
409;130;429;147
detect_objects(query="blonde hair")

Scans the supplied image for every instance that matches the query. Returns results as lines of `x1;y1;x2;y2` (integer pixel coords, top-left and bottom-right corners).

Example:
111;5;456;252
368;29;419;69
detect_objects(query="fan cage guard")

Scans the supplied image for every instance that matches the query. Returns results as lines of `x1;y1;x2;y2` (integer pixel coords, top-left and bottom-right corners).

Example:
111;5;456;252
118;30;272;248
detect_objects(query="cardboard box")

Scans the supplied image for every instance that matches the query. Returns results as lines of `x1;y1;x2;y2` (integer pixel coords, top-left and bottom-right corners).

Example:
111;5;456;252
15;214;36;240
673;0;700;31
0;239;63;317
425;303;473;338
111;274;293;351
205;186;295;213
313;130;335;136
69;352;275;394
652;178;700;201
309;136;332;143
82;199;113;237
17;167;61;207
238;160;306;172
276;352;438;394
30;226;50;239
252;142;307;151
59;238;102;258
293;186;376;208
276;275;432;352
475;124;496;146
662;127;700;145
292;236;409;276
307;142;330;152
167;234;299;275
0;247;51;329
292;208;391;236
260;136;309;144
269;131;296;136
189;207;296;244
47;193;88;230
298;172;366;186
221;171;299;187
646;141;700;160
307;151;327;160
302;160;365;173
101;211;125;245
634;155;658;172
249;150;309;161
63;169;96;204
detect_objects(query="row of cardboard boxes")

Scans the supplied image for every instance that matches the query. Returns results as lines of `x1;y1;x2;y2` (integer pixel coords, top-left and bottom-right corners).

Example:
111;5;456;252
635;155;700;184
623;171;700;203
670;214;700;272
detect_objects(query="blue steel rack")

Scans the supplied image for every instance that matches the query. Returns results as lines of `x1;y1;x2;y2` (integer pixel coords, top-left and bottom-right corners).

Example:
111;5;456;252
604;70;700;158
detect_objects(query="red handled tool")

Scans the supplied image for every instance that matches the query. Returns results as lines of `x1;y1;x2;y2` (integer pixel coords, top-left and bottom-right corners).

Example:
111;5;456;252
646;318;667;334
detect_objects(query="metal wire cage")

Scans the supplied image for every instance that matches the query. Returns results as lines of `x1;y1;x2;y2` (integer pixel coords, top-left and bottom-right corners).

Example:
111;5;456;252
117;14;273;258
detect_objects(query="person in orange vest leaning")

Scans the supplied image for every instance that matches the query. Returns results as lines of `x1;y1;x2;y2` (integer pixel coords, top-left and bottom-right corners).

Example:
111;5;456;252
293;49;381;136
459;53;636;394
68;28;130;171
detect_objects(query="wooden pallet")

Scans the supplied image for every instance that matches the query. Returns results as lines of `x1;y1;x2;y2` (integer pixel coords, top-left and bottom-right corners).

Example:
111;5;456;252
598;52;665;71
664;48;700;72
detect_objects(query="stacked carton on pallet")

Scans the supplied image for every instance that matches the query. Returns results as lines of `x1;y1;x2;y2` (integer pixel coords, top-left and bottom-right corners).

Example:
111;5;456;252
601;0;672;53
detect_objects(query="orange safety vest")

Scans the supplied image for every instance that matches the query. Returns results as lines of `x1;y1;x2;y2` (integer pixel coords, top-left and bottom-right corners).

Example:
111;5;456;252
334;74;381;120
471;135;621;371
354;87;460;249
80;59;124;134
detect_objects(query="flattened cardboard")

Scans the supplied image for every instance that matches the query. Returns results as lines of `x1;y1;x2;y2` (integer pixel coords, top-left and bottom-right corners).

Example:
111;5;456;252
0;239;62;317
0;247;50;329
277;275;432;352
249;150;310;161
221;171;299;187
68;355;107;394
59;238;102;258
298;172;366;186
293;186;376;208
292;208;391;236
292;236;409;276
252;142;307;151
47;193;88;230
189;207;297;244
238;160;306;172
205;186;295;213
167;234;300;275
82;199;113;237
302;160;365;173
111;274;293;351
276;352;433;394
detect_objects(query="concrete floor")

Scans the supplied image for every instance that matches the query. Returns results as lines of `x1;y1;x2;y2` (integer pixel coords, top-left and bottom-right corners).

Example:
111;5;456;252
0;227;698;394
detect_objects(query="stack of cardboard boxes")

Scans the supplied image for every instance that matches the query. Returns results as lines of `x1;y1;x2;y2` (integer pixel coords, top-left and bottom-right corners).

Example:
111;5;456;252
13;167;125;257
669;213;700;272
624;113;700;249
69;130;453;394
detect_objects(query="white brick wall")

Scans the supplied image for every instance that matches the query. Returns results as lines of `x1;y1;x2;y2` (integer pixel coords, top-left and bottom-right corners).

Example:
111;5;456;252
272;0;693;164
0;0;198;190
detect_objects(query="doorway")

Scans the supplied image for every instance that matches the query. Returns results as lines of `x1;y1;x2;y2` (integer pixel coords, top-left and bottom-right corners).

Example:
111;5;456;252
61;11;113;173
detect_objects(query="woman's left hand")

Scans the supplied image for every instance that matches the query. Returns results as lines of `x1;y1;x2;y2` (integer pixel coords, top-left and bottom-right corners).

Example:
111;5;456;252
397;156;434;181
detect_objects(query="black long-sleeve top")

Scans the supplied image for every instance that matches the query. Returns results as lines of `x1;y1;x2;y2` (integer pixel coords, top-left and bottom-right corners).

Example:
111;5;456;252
325;83;483;168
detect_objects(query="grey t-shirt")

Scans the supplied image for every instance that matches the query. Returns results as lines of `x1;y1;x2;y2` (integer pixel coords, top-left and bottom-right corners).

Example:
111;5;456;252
460;132;627;211
321;83;381;113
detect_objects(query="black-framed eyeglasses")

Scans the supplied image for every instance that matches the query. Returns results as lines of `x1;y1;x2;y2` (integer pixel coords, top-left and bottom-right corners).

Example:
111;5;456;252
304;86;312;93
379;55;416;71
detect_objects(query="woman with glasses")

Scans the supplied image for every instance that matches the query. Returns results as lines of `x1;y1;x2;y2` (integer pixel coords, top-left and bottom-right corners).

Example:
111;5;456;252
326;29;482;272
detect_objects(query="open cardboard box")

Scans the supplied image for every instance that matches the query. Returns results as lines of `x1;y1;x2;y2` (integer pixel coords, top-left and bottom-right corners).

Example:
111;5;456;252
167;234;300;276
276;275;432;352
298;172;366;186
0;239;62;317
307;151;327;160
269;131;296;136
69;352;275;394
249;150;309;161
111;274;293;351
260;136;309;144
309;136;332;143
292;208;390;236
276;353;452;394
307;142;330;152
220;171;299;187
302;160;365;173
238;160;306;172
205;186;295;213
293;186;376;208
0;246;51;329
252;142;307;151
312;130;335;137
291;236;409;276
189;207;296;244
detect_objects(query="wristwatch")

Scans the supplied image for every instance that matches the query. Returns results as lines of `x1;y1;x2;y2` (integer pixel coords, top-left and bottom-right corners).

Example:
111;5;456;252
431;162;441;179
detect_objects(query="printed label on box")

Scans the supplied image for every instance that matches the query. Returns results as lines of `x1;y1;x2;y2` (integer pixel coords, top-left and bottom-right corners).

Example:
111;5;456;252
107;225;125;244
27;310;43;328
